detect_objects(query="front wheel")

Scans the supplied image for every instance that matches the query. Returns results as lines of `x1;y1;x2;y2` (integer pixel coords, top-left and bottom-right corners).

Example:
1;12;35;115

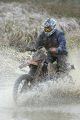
13;74;33;104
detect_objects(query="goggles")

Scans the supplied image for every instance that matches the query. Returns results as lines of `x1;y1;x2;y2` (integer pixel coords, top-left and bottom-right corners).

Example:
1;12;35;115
44;26;52;32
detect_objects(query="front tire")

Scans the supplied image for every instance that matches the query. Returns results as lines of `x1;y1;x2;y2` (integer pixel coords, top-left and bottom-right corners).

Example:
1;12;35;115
13;74;33;104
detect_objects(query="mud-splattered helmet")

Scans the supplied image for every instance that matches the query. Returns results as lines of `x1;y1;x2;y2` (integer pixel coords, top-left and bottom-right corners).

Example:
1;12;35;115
44;18;57;36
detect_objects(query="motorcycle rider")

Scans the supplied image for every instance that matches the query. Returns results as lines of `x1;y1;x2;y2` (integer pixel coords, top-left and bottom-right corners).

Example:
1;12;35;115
29;18;68;75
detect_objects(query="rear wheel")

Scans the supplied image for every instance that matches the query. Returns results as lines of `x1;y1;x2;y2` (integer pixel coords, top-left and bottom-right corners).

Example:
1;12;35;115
13;74;33;104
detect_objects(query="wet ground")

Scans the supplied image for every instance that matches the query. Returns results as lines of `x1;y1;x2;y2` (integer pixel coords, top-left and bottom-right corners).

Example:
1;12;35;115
0;48;80;120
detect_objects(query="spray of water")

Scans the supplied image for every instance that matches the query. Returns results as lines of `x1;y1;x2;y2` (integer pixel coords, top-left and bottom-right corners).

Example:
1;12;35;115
0;3;80;119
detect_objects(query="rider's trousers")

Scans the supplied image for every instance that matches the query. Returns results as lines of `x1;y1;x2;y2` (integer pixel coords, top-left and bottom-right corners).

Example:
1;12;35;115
45;52;68;73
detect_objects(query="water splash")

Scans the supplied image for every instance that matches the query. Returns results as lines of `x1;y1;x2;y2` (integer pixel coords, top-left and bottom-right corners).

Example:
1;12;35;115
0;2;80;120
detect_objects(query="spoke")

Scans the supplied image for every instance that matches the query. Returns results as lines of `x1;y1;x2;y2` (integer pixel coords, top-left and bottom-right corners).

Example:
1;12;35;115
18;80;25;93
27;81;31;87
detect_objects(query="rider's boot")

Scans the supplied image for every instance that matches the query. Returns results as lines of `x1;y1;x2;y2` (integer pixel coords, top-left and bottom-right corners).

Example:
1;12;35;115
29;64;38;76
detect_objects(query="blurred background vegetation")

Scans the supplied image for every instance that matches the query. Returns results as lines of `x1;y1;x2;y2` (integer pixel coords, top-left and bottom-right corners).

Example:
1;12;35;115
0;0;80;52
1;0;80;18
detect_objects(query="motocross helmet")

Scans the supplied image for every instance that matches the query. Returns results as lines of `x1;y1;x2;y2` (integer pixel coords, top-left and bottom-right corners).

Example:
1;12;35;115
44;18;57;36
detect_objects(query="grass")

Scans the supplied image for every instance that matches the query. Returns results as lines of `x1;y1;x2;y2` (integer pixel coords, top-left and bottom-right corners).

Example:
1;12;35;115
4;20;38;52
0;0;80;52
68;35;80;49
0;0;80;18
37;1;80;18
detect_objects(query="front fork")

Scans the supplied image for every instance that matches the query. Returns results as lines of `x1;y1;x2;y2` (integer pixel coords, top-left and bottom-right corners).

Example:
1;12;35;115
29;62;47;79
28;64;38;76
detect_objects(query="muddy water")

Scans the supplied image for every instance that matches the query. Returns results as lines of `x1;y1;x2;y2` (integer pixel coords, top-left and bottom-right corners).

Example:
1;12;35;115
0;47;80;120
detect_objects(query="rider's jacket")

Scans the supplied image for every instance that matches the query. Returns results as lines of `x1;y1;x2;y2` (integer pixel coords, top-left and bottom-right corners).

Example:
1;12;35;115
35;29;68;55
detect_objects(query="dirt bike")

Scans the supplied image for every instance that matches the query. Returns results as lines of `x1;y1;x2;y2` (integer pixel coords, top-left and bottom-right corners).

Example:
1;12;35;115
13;48;74;104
